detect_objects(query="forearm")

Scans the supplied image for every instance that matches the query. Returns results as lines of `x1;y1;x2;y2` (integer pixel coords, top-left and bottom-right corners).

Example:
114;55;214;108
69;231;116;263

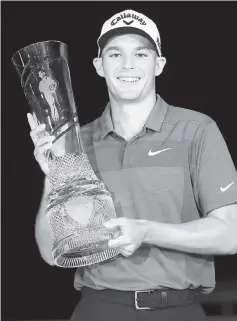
144;215;235;255
35;177;54;265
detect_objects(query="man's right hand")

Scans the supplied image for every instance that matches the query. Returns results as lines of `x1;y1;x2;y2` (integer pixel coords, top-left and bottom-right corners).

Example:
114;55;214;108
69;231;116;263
27;113;54;176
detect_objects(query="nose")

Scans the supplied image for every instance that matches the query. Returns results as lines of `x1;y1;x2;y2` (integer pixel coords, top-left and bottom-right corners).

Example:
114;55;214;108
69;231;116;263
122;55;135;70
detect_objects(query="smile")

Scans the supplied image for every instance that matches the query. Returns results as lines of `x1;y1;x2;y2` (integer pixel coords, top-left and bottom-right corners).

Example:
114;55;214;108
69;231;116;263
118;77;140;83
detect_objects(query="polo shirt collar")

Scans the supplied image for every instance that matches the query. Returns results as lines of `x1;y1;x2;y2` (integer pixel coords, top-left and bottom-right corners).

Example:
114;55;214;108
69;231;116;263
145;94;168;132
100;94;169;139
100;102;115;139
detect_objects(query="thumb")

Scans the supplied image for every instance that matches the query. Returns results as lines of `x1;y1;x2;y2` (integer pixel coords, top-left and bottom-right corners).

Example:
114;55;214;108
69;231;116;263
103;218;124;229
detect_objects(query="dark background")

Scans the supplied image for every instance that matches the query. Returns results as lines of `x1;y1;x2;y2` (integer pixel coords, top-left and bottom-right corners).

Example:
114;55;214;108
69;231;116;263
2;1;237;320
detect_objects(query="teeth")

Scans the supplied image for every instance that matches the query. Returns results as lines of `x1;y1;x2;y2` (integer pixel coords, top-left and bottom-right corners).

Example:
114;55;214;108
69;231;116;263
118;77;140;82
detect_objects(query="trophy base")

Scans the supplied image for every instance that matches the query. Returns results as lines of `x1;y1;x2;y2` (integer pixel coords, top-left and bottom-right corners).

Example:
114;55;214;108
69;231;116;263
46;152;122;268
52;228;120;268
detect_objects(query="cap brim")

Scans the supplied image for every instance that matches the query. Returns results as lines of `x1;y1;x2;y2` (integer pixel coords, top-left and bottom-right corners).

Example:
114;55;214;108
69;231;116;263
98;27;158;56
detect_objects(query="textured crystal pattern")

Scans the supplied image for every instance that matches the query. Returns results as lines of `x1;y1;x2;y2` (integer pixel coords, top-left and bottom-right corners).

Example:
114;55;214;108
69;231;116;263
48;152;98;188
46;152;120;268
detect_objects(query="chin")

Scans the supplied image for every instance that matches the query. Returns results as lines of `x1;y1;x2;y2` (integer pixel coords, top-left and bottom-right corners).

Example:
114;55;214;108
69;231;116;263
116;91;142;102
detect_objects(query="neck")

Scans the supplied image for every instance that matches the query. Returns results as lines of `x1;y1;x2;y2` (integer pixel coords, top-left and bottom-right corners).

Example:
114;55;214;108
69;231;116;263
110;94;157;141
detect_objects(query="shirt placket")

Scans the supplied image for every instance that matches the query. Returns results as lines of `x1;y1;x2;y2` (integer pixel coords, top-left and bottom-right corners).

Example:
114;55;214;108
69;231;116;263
121;128;147;169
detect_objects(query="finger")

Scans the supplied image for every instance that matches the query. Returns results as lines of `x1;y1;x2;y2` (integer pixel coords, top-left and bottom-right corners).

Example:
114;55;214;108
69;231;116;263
27;113;37;130
111;228;122;239
30;124;46;143
118;249;133;257
35;135;54;147
34;142;53;157
32;112;40;125
103;218;125;229
108;235;129;248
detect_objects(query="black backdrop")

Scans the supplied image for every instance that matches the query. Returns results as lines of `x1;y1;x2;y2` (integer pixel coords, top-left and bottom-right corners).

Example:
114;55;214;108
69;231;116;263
2;1;237;320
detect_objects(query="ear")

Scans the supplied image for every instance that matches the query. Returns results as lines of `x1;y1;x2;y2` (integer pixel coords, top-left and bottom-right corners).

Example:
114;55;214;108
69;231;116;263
155;57;167;76
93;57;105;77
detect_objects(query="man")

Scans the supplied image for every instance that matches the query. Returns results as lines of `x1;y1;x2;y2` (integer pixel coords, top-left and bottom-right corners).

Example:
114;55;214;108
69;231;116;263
28;9;237;321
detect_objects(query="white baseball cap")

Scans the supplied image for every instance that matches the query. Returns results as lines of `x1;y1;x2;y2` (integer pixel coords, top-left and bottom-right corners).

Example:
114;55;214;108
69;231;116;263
97;9;162;57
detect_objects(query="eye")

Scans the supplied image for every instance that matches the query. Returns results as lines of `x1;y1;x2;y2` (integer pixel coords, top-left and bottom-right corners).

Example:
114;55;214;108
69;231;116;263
109;53;121;58
136;53;148;58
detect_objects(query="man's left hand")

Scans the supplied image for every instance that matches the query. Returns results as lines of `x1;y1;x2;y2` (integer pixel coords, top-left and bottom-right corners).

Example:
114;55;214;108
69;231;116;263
103;218;148;257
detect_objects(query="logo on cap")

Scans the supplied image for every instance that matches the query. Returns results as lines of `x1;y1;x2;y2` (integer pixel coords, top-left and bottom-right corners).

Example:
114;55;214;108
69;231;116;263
156;37;161;50
123;20;134;25
111;12;147;26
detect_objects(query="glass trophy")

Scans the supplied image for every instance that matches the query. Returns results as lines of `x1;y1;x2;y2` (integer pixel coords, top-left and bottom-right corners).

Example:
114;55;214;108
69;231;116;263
11;40;121;268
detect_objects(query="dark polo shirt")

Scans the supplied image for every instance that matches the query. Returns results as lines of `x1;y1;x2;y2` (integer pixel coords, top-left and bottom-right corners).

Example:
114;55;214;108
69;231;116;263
74;95;237;294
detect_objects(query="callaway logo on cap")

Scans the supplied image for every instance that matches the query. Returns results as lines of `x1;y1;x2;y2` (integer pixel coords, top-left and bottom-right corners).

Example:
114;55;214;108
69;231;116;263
97;9;162;57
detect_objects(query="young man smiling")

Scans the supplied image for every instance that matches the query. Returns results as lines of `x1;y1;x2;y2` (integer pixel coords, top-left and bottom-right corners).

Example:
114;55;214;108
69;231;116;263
28;9;237;321
93;33;165;141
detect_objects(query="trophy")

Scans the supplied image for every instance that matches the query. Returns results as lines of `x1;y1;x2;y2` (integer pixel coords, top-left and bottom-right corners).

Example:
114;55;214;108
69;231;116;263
11;40;121;268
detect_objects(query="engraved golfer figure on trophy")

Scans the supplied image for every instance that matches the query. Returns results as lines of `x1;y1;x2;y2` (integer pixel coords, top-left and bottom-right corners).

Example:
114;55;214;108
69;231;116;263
11;40;121;268
38;70;60;122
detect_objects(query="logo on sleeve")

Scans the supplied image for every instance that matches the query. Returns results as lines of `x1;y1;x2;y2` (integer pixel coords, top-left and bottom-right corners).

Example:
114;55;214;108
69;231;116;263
220;181;235;192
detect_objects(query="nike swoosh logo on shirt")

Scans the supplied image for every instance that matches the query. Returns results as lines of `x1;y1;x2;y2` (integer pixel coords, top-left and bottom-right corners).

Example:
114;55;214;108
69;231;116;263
220;181;235;192
148;148;172;156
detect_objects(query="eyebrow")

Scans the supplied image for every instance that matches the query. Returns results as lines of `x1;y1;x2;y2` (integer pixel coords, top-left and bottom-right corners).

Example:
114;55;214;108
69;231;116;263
103;46;152;54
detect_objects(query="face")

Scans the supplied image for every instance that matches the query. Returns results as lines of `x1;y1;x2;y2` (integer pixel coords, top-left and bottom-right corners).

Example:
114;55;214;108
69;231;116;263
38;71;46;79
93;34;166;103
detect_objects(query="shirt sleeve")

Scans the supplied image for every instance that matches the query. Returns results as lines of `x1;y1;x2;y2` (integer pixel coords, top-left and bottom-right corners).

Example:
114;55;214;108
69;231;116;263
194;121;237;216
